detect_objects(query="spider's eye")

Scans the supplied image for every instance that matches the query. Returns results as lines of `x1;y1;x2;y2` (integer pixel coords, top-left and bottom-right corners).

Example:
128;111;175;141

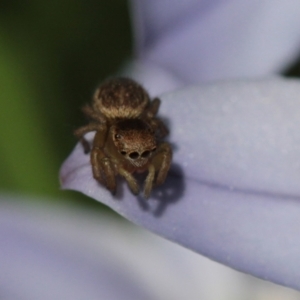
151;147;157;152
129;152;139;159
120;151;126;155
141;150;150;158
115;134;122;140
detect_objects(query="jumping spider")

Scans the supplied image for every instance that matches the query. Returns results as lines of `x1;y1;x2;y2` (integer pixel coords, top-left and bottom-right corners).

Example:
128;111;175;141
74;77;172;198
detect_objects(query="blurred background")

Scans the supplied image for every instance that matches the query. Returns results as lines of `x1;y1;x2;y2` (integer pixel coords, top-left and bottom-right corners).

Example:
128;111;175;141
0;0;132;210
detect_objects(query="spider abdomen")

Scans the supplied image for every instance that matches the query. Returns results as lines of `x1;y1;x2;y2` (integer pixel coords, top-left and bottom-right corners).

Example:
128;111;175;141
93;77;149;119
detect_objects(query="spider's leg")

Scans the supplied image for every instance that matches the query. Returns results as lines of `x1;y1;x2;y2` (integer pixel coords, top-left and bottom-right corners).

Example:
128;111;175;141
146;97;161;118
82;104;106;123
143;164;155;199
118;168;139;195
91;125;117;194
91;150;116;193
74;123;100;153
150;118;169;138
152;142;172;186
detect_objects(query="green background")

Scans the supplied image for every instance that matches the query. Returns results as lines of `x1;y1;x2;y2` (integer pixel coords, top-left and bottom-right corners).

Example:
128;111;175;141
0;0;132;208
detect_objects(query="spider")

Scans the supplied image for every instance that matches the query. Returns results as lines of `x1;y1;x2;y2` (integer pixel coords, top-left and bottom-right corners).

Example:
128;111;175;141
74;77;172;198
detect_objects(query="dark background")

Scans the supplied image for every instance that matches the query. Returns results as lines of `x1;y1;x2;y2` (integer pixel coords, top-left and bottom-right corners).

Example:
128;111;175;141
0;0;132;209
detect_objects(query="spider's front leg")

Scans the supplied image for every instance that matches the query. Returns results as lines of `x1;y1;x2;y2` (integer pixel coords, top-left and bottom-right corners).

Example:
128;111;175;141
143;142;172;198
118;167;140;196
91;125;117;194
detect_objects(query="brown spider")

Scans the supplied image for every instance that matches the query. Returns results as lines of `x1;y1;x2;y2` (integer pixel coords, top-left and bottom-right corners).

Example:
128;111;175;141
74;77;172;198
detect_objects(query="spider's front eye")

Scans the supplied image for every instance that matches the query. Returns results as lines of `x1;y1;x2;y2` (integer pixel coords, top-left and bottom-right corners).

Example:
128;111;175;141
129;152;139;159
120;151;126;156
115;134;121;140
141;150;150;158
151;147;157;152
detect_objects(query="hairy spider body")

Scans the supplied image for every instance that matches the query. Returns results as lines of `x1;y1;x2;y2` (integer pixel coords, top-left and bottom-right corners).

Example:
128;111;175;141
74;77;172;198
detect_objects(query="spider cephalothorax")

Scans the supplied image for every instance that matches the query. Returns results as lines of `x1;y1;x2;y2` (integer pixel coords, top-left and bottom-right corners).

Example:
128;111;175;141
74;77;172;198
111;119;157;168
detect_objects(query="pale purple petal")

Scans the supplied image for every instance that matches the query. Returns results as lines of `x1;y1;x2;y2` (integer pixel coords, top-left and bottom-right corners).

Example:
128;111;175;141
0;198;154;300
130;0;300;82
3;195;285;300
61;77;300;290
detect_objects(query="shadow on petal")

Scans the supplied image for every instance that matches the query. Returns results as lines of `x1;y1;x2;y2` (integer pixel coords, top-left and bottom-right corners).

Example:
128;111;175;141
136;163;185;217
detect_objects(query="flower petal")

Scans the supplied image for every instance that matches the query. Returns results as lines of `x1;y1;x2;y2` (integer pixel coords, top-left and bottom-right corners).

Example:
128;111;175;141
61;77;300;290
2;194;273;300
0;198;155;300
130;0;300;82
